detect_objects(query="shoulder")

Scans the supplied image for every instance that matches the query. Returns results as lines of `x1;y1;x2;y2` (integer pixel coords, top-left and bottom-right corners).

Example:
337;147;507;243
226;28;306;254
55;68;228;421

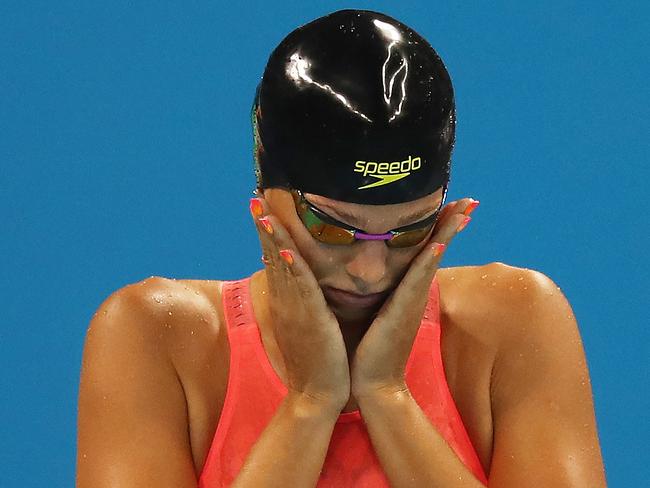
437;262;570;345
78;276;228;486
439;262;587;397
94;276;224;326
87;276;227;355
445;266;607;485
437;261;558;299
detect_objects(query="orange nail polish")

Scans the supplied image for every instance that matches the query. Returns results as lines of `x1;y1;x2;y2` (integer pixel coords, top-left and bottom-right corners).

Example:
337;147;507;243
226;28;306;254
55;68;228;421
457;216;471;232
250;198;263;218
432;242;446;257
464;200;480;216
259;216;273;234
279;249;293;265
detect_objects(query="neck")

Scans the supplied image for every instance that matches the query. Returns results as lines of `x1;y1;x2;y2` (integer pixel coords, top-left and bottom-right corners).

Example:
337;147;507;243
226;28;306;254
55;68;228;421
337;316;374;360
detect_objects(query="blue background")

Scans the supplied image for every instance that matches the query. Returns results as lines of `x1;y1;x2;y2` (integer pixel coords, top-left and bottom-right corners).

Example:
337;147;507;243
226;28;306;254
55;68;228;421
1;1;647;486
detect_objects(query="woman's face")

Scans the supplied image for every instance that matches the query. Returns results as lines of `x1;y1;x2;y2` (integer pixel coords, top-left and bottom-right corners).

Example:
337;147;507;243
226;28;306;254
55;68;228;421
264;187;446;322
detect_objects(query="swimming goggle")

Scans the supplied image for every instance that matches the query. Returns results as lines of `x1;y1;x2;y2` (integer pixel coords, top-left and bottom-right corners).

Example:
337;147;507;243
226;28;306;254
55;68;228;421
290;186;448;248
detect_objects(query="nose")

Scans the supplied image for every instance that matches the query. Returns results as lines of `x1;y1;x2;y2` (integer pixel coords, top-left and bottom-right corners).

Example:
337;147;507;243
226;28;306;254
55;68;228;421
344;240;388;287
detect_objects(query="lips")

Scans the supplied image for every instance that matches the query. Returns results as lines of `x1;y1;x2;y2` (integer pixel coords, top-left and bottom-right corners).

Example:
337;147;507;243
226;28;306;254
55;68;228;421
321;286;391;308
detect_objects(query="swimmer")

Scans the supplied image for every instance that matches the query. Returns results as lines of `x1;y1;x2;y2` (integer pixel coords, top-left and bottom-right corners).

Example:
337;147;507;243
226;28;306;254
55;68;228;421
76;9;607;487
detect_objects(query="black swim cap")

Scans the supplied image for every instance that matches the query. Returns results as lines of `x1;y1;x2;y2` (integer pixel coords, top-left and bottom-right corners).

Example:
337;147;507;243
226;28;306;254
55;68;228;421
253;9;455;205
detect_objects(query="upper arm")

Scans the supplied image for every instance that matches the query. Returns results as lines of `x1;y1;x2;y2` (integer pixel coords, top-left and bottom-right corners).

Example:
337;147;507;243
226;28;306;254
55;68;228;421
487;267;607;487
76;278;198;488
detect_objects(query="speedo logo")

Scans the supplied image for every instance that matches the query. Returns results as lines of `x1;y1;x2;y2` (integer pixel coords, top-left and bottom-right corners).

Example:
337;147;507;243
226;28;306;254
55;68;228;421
354;156;422;189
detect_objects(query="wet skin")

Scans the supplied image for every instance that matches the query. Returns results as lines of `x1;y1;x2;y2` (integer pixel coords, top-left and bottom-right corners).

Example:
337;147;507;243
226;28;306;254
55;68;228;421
76;190;607;486
259;187;450;369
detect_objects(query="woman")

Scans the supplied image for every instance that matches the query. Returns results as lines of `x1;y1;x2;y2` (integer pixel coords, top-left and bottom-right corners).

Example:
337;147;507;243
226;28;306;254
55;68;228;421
77;10;607;487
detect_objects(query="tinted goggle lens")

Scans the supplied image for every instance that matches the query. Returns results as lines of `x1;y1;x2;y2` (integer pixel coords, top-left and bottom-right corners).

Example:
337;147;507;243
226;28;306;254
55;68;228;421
293;191;441;248
386;225;436;248
296;195;356;244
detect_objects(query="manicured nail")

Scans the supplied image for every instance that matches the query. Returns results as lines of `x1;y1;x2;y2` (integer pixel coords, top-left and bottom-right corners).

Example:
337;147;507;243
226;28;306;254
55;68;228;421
464;200;480;216
261;254;271;265
457;216;471;233
432;242;446;257
259;216;273;234
250;198;263;219
279;249;293;265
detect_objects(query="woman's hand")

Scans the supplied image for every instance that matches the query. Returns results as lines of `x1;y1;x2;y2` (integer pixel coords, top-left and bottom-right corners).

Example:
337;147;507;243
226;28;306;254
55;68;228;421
251;194;350;411
350;197;480;400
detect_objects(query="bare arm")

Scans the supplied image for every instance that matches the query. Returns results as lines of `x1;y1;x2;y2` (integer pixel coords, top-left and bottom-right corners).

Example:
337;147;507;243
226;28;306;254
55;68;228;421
76;280;198;487
354;266;607;487
488;268;607;486
77;277;343;487
358;389;487;487
230;393;340;487
227;193;353;486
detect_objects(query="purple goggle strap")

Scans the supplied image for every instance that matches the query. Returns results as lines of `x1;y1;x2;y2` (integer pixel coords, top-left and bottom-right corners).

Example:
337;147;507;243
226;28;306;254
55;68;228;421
353;231;393;240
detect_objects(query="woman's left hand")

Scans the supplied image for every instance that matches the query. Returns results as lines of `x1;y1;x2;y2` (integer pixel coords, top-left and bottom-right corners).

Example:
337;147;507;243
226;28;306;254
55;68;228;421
350;197;480;401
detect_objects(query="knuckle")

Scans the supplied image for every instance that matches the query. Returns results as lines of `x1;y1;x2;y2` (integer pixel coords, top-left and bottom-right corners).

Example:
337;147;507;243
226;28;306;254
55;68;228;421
299;289;312;300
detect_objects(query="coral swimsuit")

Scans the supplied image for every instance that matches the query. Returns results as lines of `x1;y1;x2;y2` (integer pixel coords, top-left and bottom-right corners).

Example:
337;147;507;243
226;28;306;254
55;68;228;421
198;277;489;487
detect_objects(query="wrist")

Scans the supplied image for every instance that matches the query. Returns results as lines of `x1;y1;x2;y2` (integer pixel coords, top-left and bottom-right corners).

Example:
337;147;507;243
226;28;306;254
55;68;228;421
354;384;411;409
352;379;409;401
284;391;346;420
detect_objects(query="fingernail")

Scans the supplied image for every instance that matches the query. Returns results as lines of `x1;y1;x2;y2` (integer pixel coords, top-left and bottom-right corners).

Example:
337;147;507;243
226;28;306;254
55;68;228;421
250;198;263;219
457;216;471;233
464;200;480;216
261;255;271;265
432;242;446;257
279;249;293;265
259;216;273;234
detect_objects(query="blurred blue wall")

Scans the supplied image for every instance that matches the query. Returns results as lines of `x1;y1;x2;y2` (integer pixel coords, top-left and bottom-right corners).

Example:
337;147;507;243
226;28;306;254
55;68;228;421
1;1;647;486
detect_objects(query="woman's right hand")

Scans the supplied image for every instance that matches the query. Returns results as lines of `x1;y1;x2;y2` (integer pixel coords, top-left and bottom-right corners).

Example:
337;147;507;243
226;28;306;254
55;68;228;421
251;193;350;412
